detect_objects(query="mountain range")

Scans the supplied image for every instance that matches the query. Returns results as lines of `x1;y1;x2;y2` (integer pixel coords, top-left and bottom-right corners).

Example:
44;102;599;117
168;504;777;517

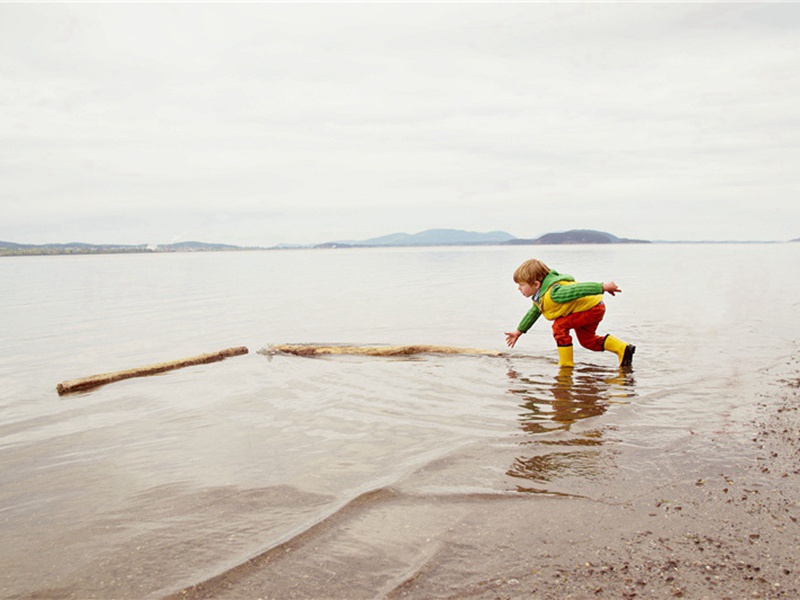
2;229;796;256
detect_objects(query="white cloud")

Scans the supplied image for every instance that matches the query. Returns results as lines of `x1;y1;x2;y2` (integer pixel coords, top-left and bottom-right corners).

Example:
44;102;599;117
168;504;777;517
1;3;798;245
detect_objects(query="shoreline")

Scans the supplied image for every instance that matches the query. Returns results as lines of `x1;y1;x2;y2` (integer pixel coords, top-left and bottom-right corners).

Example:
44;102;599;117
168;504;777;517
168;359;800;600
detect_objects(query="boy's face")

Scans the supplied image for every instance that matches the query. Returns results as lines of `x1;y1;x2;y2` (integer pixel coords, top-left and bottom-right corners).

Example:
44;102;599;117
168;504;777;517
517;280;541;298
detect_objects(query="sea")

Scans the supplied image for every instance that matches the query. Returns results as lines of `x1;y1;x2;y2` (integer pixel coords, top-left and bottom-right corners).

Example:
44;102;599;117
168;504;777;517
1;243;798;598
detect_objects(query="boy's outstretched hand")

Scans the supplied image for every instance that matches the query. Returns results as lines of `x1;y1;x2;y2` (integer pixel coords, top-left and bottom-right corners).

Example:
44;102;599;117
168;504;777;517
603;281;622;295
505;330;523;348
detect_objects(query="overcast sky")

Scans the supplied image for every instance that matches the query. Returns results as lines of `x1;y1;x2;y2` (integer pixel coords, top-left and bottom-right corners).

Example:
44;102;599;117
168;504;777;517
2;3;799;246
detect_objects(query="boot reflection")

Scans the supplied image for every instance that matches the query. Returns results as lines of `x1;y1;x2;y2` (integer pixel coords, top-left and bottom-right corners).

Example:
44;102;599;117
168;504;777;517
605;367;636;400
506;364;636;489
509;366;606;435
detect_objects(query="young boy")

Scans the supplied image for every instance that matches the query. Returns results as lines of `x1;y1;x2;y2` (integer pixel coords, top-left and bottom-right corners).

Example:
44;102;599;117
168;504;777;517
504;258;635;368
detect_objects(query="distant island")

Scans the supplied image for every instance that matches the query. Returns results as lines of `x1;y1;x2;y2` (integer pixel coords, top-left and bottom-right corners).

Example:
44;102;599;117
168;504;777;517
505;229;649;245
2;229;794;256
0;240;254;257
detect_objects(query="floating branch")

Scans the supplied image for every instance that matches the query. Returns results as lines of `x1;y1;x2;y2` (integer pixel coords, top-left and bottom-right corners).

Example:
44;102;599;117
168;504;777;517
260;344;504;358
56;346;249;395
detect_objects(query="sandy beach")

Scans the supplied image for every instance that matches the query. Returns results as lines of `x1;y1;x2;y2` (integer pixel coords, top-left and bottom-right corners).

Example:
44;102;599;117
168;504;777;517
168;355;800;600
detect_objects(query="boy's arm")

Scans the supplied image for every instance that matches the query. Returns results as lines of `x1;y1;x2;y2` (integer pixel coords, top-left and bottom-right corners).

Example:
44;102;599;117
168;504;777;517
548;281;604;303
517;305;541;333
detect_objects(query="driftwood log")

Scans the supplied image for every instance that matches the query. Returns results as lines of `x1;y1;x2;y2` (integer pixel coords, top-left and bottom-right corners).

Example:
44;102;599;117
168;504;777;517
56;346;249;395
261;344;504;358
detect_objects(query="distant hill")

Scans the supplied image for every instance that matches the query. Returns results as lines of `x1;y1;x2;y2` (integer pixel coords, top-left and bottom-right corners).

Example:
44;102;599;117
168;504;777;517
321;228;516;248
506;229;650;245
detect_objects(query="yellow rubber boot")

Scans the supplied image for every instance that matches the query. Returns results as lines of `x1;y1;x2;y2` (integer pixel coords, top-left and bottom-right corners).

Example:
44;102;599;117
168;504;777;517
557;345;574;368
604;335;636;367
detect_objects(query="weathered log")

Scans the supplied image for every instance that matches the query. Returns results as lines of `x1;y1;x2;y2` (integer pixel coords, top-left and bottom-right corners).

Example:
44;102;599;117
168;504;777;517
56;346;249;395
260;344;504;357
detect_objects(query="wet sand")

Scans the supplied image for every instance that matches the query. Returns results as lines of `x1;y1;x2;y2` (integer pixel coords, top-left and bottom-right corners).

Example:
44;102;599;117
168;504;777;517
169;360;800;600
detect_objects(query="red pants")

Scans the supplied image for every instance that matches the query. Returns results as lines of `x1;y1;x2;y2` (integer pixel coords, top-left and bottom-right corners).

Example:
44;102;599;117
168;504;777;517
551;302;606;351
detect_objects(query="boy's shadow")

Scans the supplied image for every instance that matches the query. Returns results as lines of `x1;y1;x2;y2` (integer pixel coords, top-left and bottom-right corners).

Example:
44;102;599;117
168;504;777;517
505;363;636;488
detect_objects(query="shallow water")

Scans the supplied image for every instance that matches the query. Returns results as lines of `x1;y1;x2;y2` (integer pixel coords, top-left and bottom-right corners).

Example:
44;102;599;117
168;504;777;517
1;244;798;598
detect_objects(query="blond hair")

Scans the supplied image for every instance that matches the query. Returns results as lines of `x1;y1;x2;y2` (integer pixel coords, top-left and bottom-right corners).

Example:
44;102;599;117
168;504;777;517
513;259;551;284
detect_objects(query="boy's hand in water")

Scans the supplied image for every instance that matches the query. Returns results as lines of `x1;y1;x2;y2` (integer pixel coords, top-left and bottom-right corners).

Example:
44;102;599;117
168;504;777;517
603;281;622;295
505;330;522;348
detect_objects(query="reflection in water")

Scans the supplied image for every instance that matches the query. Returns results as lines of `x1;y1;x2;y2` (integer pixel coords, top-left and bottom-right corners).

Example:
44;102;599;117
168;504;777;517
505;364;636;491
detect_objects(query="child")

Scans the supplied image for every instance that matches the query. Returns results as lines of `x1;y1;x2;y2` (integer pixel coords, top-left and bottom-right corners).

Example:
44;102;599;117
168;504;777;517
504;258;635;368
